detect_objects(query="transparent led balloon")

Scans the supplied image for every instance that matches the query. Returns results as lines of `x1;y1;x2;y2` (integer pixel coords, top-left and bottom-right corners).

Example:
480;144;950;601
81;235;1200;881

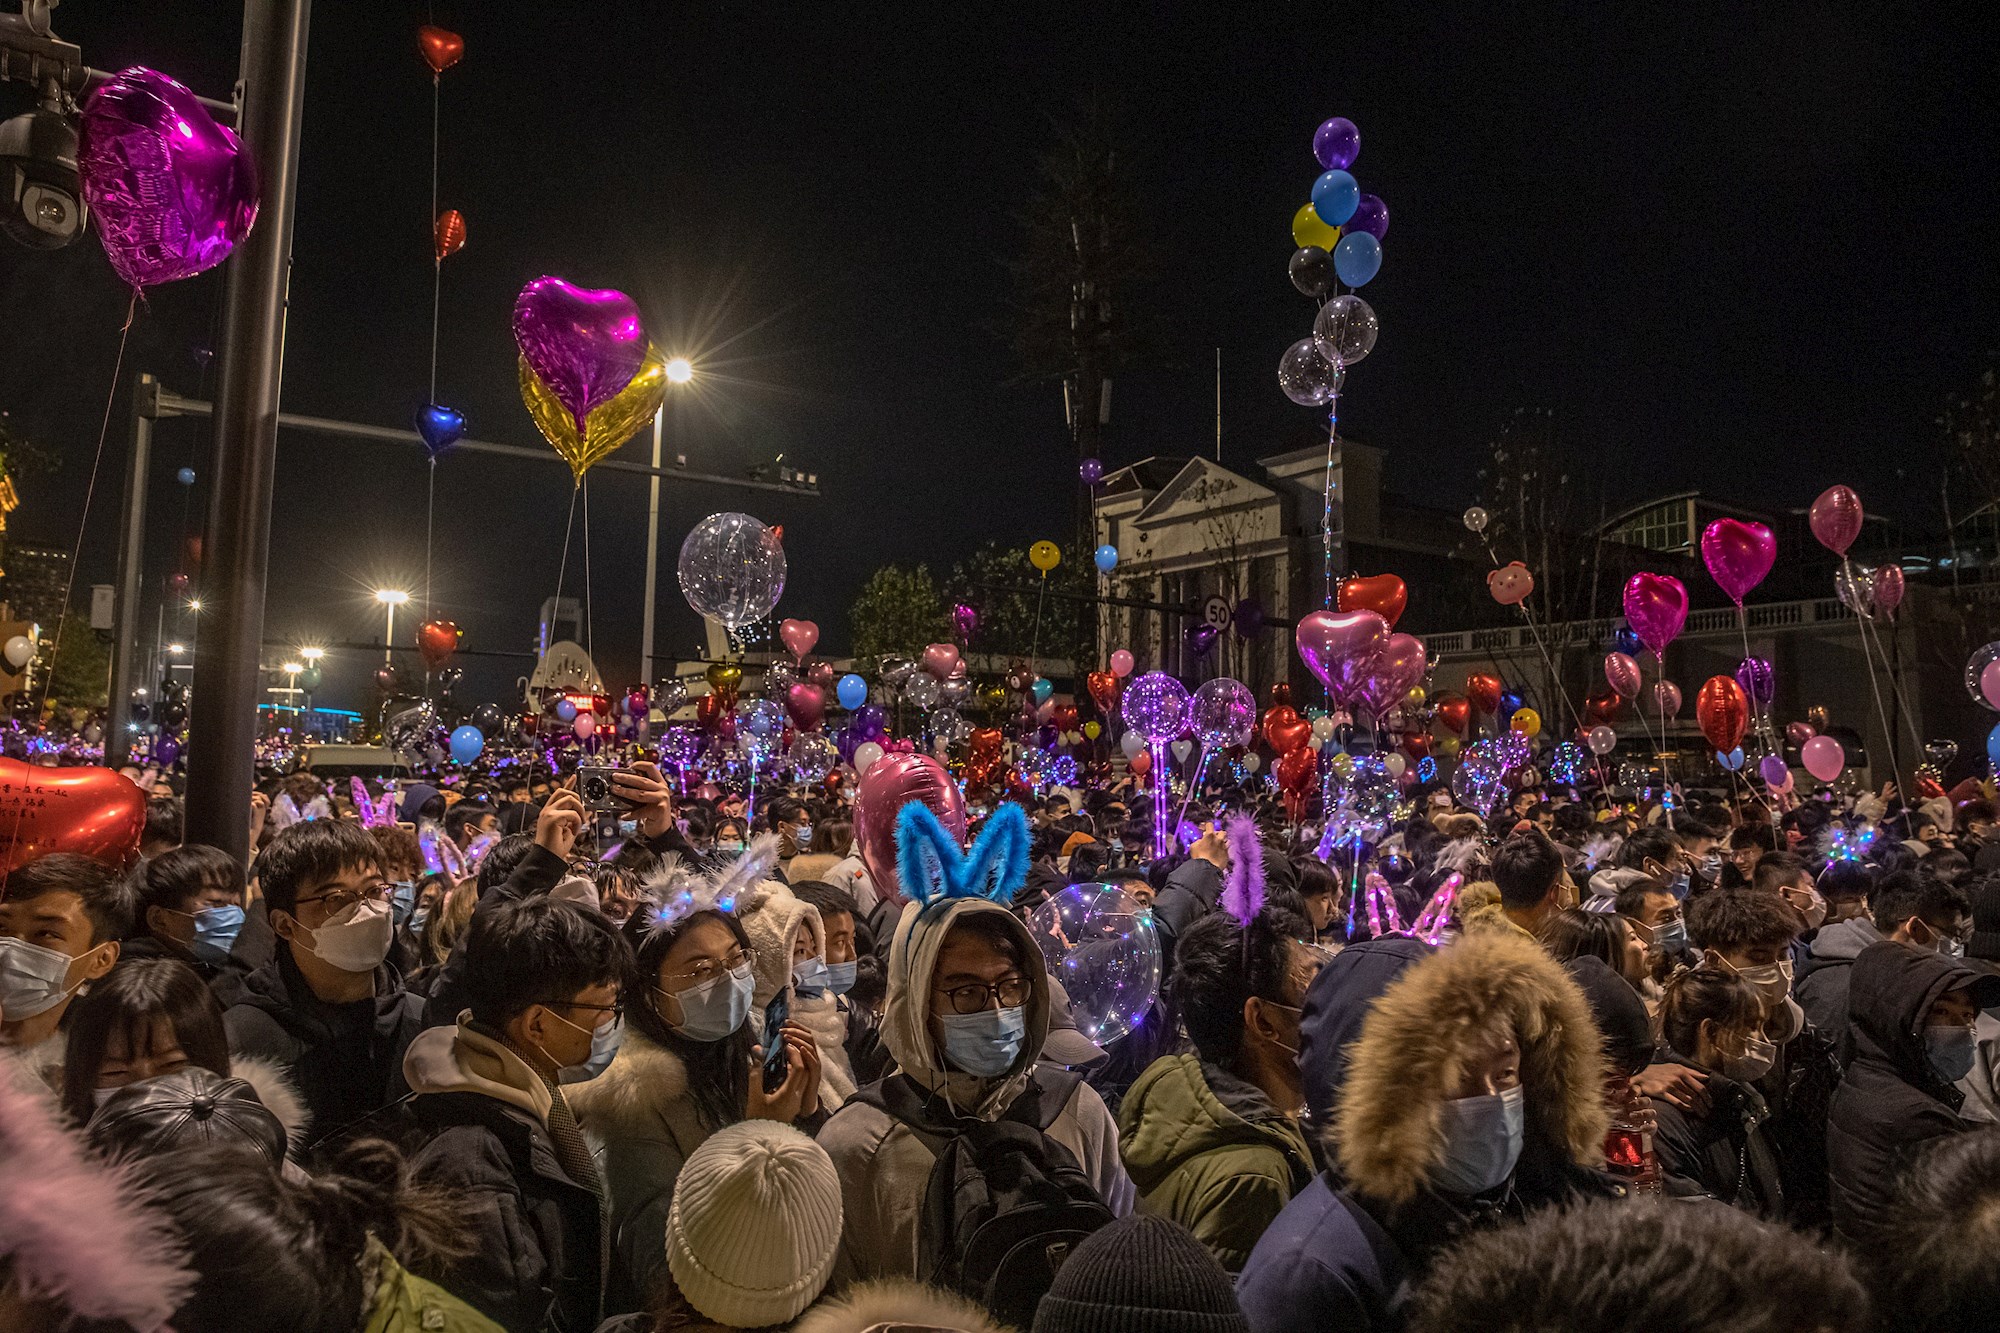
1278;337;1344;406
1312;294;1378;367
1027;882;1162;1046
678;512;786;629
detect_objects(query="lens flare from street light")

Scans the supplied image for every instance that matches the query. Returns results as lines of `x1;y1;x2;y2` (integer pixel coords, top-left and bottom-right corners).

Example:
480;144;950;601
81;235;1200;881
665;357;694;385
187;599;202;612
375;588;410;606
282;661;303;674
300;646;324;661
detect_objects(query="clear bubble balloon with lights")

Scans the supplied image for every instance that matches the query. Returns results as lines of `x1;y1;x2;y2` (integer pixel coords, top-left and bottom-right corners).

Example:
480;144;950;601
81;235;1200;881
1026;882;1162;1046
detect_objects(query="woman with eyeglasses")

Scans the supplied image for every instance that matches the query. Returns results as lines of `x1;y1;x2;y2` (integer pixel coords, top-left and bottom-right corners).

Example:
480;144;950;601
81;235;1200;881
569;884;823;1310
1648;964;1788;1219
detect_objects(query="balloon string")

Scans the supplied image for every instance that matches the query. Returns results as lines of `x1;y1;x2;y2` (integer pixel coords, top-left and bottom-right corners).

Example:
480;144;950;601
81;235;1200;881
1028;571;1047;675
1851;595;1923;770
1322;398;1337;610
550;487;579;645
424;459;435;623
1472;533;1590;758
1841;556;1901;788
1174;746;1213;842
428;73;440;402
582;476;594;663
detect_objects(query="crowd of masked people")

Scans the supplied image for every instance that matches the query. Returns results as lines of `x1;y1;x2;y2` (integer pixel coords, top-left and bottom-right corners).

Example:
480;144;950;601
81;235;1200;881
5;757;2000;1333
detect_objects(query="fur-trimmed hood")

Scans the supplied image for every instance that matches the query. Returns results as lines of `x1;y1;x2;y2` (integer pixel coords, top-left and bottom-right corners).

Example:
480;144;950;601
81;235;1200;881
564;1023;694;1141
736;880;825;1011
231;1054;312;1150
1333;931;1610;1205
789;1278;1011;1333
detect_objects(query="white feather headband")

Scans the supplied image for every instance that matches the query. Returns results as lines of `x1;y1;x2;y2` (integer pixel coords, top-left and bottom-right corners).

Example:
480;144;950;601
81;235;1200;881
643;833;782;935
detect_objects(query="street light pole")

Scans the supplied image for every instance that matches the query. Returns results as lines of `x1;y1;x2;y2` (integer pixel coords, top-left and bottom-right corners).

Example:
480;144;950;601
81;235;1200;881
376;589;408;668
640;400;663;693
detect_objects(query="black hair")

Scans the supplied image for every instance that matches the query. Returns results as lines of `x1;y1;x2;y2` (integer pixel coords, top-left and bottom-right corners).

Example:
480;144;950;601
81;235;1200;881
1870;871;1969;938
1406;1196;1868;1333
807;815;853;857
1673;817;1719;846
1750;851;1809;897
1612;876;1673;921
462;896;630;1030
1920;847;1973;888
441;803;491;845
788;879;858;926
1686;889;1803;955
1171;901;1313;1067
1539;909;1626;973
1865;1128;2000;1333
0;852;134;944
142;796;183;848
138;1139;474;1333
1067;841;1113;883
61;957;230;1124
1615;827;1679;872
1659;965;1768;1066
1730;823;1777;853
941;910;1027;972
256;821;381;917
136;844;244;919
1491;833;1566;911
475;832;535;898
623;908;756;1133
1819;858;1875;905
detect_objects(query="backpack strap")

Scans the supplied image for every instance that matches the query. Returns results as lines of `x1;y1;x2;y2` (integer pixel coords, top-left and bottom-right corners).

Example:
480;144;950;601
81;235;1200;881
853;1065;1082;1144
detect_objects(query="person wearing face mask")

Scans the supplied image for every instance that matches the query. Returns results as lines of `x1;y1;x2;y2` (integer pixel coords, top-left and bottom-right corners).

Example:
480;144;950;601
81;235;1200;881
1646;966;1787;1216
123;844;254;983
1797;870;1967;1057
0;854;130;1091
1826;939;2000;1248
569;844;824;1313
215;821;430;1140
1752;852;1828;957
1485;832;1577;940
738;880;865;1109
1116;903;1320;1272
403;894;630;1331
1236;932;1620;1333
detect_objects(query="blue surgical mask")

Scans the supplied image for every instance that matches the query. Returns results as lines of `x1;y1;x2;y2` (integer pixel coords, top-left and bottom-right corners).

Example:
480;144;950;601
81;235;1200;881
189;904;245;964
408;907;431;935
1926;1025;1977;1085
937;1005;1027;1078
1668;871;1691;900
1430;1085;1525;1195
663;962;754;1042
545;1009;624;1080
825;960;858;997
388;881;417;929
795;822;813;844
793;956;833;997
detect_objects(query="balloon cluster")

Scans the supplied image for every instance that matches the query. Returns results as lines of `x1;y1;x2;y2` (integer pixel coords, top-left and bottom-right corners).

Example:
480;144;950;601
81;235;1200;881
514;276;666;484
1279;115;1387;407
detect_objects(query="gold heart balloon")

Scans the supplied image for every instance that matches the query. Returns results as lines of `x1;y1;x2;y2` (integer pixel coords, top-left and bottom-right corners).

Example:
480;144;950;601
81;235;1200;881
705;662;743;694
519;344;668;484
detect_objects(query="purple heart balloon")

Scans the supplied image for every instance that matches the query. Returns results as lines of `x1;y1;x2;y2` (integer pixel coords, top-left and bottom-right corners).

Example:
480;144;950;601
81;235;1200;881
78;67;260;290
1295;609;1389;711
512;276;648;433
1735;656;1776;708
1621;573;1688;658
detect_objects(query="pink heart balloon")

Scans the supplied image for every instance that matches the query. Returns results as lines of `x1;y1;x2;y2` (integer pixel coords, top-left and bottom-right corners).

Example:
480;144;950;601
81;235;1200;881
1604;652;1642;699
511;276;648;433
784;681;824;732
853;753;965;900
1652;680;1683;719
1358;632;1428;715
1622;573;1688;659
1871;565;1905;618
921;643;961;679
1700;518;1776;606
79;67;261;290
1809;485;1864;557
1294;609;1390;710
780;618;819;661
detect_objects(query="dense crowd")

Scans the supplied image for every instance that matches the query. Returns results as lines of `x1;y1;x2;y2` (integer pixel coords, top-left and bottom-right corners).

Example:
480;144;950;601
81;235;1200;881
4;756;2000;1333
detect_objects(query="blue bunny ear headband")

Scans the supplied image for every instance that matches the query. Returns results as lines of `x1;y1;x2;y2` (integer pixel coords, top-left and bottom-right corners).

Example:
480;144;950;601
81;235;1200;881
896;801;1030;911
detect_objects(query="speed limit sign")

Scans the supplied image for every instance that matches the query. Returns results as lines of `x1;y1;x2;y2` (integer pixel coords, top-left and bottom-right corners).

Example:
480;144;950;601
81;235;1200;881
1202;595;1232;631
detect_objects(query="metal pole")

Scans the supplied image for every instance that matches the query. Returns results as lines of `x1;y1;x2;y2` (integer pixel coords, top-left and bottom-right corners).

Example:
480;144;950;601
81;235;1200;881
382;602;395;668
183;0;310;859
640;400;664;695
105;378;152;767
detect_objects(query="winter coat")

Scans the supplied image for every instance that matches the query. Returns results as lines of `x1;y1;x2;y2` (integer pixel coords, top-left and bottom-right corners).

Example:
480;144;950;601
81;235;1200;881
1115;1052;1313;1272
422;845;570;1026
218;945;426;1143
788;1279;1009;1333
360;1235;503;1333
1958;1009;2000;1124
403;1015;605;1333
816;894;1134;1284
736;884;858;1108
565;1026;726;1310
822;854;878;916
787;852;844;886
1237;932;1618;1333
1152;856;1222;961
1649;1062;1784;1218
1298;937;1435;1143
1796;915;1883;1054
1826;941;2000;1247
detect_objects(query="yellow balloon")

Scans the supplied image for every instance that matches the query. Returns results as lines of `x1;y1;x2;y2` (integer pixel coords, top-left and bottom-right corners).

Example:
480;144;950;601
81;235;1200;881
1028;540;1061;573
1404;684;1427;707
1510;708;1542;738
1292;202;1341;252
1328;752;1354;778
520;345;668;484
1082;720;1102;740
1438;736;1462;756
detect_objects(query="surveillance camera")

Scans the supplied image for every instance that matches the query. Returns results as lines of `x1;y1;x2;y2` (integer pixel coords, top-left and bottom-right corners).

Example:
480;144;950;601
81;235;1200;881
0;103;86;250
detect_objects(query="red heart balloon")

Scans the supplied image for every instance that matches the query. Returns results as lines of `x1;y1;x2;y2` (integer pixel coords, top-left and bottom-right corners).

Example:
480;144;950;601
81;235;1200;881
1129;749;1151;777
696;692;725;730
416;619;460;670
806;660;836;688
0;761;146;874
434;208;466;263
1434;694;1471;735
1464;672;1503;716
1401;733;1432;760
1268;682;1293;708
1276;746;1318;791
1696;675;1748;753
1052;704;1079;733
1584;690;1626;725
418;25;464;74
968;727;1004;757
785;682;825;732
1262;704;1310;755
1086;671;1119;714
1338;573;1409;629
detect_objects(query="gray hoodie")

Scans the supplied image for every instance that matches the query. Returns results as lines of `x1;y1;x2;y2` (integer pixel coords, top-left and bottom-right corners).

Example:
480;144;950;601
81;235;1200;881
1797;916;1884;1046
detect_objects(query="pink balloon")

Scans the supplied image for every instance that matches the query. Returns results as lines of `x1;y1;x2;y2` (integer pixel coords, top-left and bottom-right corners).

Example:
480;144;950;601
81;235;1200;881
1109;649;1135;678
1604;652;1642;699
1871;565;1905;618
1983;659;2000;711
1699;519;1777;606
1294;609;1390;711
573;711;597;740
921;643;961;679
1359;632;1428;715
1652;680;1683;719
1801;735;1845;783
784;682;824;732
1622;573;1688;658
1810;485;1864;557
780;618;819;661
512;277;649;434
854;753;966;901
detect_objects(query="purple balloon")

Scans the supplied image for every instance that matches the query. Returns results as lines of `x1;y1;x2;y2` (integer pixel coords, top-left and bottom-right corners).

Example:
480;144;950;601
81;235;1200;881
1295;609;1389;711
1344;193;1389;240
1735;656;1776;708
1184;623;1219;658
1314;116;1360;170
78;67;260;290
1079;457;1104;485
951;603;978;642
512;276;649;432
853;704;887;741
1122;672;1190;744
1758;754;1791;788
1621;573;1688;658
1188;678;1256;748
1232;598;1267;638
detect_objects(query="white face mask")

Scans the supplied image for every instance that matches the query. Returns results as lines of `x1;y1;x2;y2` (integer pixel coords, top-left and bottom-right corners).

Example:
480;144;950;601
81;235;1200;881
1431;1085;1525;1196
289;898;394;974
1723;1032;1778;1083
1734;958;1794;1006
1799;888;1828;931
0;936;93;1020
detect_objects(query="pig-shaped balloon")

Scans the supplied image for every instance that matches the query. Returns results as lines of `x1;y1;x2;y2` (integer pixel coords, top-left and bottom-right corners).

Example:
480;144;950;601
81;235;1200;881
1487;561;1535;606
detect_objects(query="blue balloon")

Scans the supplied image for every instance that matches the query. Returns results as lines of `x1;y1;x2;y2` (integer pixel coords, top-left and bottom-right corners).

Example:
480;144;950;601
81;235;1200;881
1032;677;1053;704
1718;747;1745;771
1311;169;1359;226
555;699;578;722
1612;626;1644;657
836;673;868;711
1093;544;1118;573
414;403;467;460
1497;690;1524;726
449;725;484;764
1333;230;1381;287
176;467;196;486
1988;721;2000;771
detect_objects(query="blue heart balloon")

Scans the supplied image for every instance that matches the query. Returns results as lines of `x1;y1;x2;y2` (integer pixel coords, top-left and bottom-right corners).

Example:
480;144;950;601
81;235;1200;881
415;403;466;460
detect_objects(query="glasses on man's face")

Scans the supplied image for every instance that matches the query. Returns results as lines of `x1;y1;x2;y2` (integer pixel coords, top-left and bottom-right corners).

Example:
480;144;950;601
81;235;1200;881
936;975;1030;1015
659;947;756;988
295;882;390;917
547;997;623;1028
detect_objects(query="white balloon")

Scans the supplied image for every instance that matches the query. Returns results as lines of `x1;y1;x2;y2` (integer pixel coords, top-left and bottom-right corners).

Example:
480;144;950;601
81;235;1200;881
1120;732;1145;760
1311;715;1335;741
1171;739;1194;764
2;635;31;670
853;741;885;775
1588;725;1618;755
1384;752;1407;777
1242;753;1262;772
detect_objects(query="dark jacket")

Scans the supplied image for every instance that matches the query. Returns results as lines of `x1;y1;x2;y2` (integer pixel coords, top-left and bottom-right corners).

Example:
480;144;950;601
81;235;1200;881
422;845;569;1026
1825;941;2000;1247
1151;856;1223;962
1298;936;1433;1149
1650;1063;1784;1217
1796;915;1882;1054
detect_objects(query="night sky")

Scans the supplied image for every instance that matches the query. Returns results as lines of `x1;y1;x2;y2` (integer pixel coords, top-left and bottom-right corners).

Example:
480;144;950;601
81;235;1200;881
2;2;1996;713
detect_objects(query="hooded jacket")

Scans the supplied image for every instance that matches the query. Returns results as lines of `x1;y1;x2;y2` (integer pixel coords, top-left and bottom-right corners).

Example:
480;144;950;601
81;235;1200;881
1115;1053;1313;1272
788;1278;1010;1333
1237;933;1615;1333
816;895;1134;1283
1796;915;1883;1048
403;1014;604;1333
1297;936;1434;1152
737;882;857;1108
1826;940;2000;1247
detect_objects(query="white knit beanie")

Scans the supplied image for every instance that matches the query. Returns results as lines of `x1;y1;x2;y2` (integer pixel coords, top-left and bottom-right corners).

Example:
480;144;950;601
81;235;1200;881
665;1119;843;1327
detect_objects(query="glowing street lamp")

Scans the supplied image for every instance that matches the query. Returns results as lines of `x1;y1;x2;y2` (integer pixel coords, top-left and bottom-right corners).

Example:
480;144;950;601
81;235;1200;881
665;356;694;385
374;589;409;668
642;357;697;690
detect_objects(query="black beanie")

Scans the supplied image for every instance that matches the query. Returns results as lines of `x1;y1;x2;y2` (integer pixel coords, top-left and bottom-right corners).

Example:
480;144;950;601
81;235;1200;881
1032;1214;1250;1333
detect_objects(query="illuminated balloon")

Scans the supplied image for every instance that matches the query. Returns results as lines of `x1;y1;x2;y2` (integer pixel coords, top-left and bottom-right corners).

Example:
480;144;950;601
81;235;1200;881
417;24;464;73
1344;193;1389;241
1279;337;1343;406
519;346;667;483
573;712;596;741
1462;506;1490;534
678;512;786;629
512;276;648;437
2;636;32;670
1029;541;1061;573
1313;294;1378;367
1188;678;1256;749
1965;644;2000;711
1588;725;1618;755
853;741;884;775
787;731;837;783
1122;673;1190;744
1289;246;1332;299
1801;735;1845;783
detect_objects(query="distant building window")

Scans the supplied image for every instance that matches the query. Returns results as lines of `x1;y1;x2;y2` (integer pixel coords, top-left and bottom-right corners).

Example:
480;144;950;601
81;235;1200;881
1608;499;1692;553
